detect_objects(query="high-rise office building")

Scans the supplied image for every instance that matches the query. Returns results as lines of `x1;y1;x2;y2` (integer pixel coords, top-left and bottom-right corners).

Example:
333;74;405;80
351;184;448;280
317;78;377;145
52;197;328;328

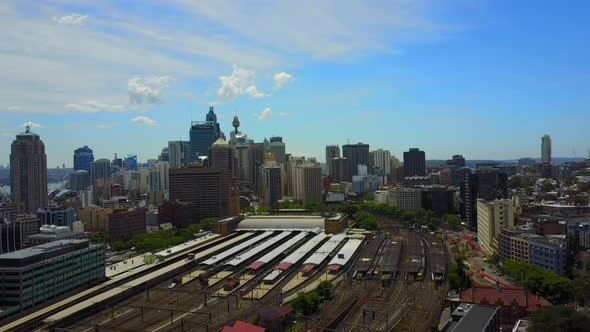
342;143;370;180
73;146;94;173
269;136;286;166
68;170;90;192
91;159;111;184
370;149;392;175
296;164;323;204
262;164;282;208
288;156;306;197
124;154;138;171
189;107;221;163
403;148;426;177
37;207;77;229
169;167;222;224
331;157;348;183
157;161;170;192
149;169;161;192
209;138;235;218
0;239;105;313
325;145;340;176
10;126;48;214
388;187;423;211
541;134;552;164
249;143;265;194
0;214;39;254
168;141;190;168
447;154;465;168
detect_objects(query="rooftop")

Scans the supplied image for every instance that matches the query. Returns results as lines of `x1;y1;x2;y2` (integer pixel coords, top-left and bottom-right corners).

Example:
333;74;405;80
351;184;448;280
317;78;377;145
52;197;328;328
449;304;498;332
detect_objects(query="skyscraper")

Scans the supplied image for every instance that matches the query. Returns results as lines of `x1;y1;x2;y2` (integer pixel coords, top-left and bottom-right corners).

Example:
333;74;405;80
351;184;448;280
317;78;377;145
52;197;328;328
370;149;392;175
189;107;221;163
461;167;509;231
331;157;348;183
124;154;137;171
296;164;323;204
403;148;426;177
10;126;48;214
91;159;112;184
157;161;170;192
342;143;370;180
168;141;185;168
73;146;94;173
268;136;286;166
169;167;222;224
541;134;552;164
262;164;282;208
209;138;236;217
325;145;340;176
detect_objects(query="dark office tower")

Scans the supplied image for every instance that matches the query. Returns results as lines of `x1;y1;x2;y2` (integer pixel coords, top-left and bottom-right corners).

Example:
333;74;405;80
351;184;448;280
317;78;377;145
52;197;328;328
189;107;221;163
112;153;123;168
342;143;370;180
461;167;508;230
451;155;466;168
124;154;137;170
73;146;94;173
325;145;340;176
249;143;265;194
169;167;221;224
269;136;286;166
91;159;112;183
209;138;235;218
331;157;349;183
403;148;426;177
262;165;282;208
69;170;90;191
10;126;48;214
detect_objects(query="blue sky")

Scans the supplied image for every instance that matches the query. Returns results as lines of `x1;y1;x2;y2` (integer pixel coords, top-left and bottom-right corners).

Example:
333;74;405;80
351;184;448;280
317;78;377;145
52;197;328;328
1;1;589;167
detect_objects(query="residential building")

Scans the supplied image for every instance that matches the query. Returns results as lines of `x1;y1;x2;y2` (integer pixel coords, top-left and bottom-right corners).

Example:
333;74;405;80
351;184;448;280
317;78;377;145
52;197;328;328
169;167;222;223
403;148;426;177
0;239;105;316
477;199;515;255
78;206;112;233
541;134;551;164
370;149;392;175
342;143;370;180
462;168;508;230
388;187;422;211
10;126;48;214
325;145;340;176
73;145;94;173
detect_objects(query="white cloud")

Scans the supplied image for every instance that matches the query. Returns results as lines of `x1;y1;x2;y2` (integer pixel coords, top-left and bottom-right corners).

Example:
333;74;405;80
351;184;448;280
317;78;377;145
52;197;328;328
217;65;266;101
273;72;294;90
53;13;88;26
64;101;126;113
131;115;157;126
278;112;289;117
257;107;272;121
128;76;173;104
23;121;42;128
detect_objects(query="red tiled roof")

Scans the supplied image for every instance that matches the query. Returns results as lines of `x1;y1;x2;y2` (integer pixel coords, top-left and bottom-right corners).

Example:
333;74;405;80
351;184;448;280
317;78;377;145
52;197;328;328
327;264;342;271
460;285;552;312
275;262;293;271
301;264;316;273
222;320;265;332
247;261;265;271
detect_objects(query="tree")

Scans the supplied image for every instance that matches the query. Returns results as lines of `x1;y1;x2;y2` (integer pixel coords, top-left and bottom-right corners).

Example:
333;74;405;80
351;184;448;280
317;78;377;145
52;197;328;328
291;292;321;315
572;272;590;307
111;240;131;252
199;217;216;232
539;181;556;193
501;260;573;304
530;306;590;332
508;176;523;189
446;215;463;231
317;281;334;300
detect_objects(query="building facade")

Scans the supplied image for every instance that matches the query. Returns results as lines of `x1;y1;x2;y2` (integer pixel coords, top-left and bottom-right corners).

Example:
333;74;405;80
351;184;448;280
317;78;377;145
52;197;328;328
325;145;340;176
91;158;112;184
0;240;105;316
169;167;222;223
189;107;221;163
477;199;515;256
342;143;370;180
37;207;77;229
541;134;552;164
388;187;423;211
68;170;90;192
262;165;282;208
370;149;392;175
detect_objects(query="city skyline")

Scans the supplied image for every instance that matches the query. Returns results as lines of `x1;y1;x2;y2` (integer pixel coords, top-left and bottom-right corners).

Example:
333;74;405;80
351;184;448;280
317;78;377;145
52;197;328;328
1;1;590;166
